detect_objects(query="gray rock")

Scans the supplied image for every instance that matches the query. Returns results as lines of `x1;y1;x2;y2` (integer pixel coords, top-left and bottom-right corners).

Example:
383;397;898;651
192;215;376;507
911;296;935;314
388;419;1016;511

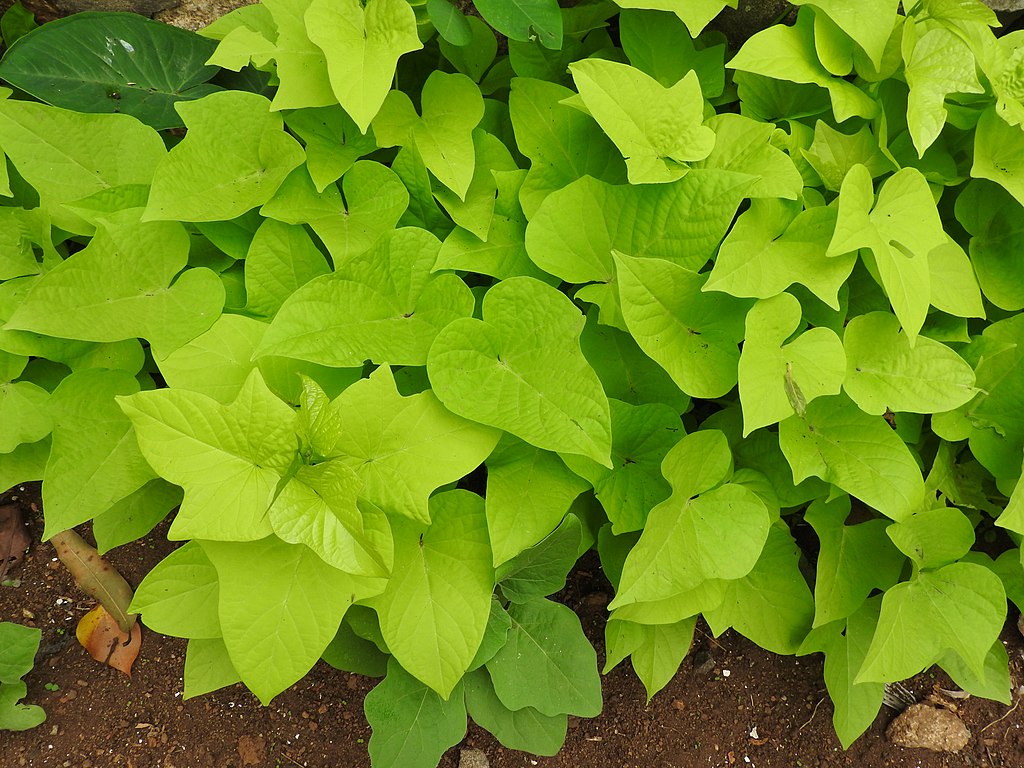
156;0;254;31
984;0;1024;11
886;703;971;753
458;748;490;768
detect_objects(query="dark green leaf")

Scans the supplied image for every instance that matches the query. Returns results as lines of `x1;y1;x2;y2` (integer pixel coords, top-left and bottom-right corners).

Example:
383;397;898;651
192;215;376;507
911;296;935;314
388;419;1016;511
0;12;221;130
0;3;35;49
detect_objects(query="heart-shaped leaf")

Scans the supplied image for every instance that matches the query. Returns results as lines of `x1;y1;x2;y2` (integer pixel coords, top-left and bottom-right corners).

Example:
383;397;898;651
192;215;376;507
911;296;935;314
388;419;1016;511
428;277;612;465
0;12;221;130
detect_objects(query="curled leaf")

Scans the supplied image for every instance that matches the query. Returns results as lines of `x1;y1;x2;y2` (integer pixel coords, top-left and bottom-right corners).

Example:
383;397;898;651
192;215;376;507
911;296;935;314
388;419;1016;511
0;503;30;581
50;529;136;633
75;604;142;677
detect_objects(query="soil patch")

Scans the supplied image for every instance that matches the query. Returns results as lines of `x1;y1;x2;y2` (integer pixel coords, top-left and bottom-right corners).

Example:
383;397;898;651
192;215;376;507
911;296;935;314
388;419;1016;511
2;484;1023;768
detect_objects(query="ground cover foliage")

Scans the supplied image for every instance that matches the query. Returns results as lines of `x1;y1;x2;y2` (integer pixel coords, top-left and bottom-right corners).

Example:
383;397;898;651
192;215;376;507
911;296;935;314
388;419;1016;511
1;0;1024;763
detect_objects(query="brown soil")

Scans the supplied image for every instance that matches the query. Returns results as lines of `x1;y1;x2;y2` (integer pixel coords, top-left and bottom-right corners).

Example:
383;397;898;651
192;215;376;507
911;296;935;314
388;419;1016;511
2;484;1023;768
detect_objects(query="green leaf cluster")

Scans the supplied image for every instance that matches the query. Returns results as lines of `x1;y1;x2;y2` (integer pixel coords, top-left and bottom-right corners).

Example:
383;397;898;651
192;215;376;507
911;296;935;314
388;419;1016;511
1;0;1023;764
0;622;45;731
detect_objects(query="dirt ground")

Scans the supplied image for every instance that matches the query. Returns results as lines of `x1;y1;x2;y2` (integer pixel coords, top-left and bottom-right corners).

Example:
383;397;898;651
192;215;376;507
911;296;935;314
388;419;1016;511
2;483;1023;768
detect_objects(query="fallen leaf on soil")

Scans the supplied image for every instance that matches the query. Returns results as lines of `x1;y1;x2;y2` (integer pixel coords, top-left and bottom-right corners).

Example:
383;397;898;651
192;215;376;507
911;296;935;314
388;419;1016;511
76;604;142;676
0;503;31;581
50;529;137;633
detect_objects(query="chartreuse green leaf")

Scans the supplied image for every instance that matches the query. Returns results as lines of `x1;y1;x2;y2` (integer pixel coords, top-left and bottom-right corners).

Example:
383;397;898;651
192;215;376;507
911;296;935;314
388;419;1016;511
203;535;382;705
706;199;853;308
438;15;496;82
487;597;602;717
307;366;499;523
91;479;183;554
0;439;49;495
365;659;467;768
805;496;904;627
561;400;681;533
738;293;846;435
157;314;267;404
604;616;696;702
434;167;543;280
429;277;612;465
0;99;164;229
779;394;925;521
464;668;567;755
269;463;392;577
393;144;452;234
903;24;984;156
369;490;492;697
0;380;49;453
857;563;1006;683
886;506;975;570
285;106;377;192
0;622;44;731
202;2;276;71
579;315;689;412
692;114;802;200
927;239;985;320
842;312;976;415
258;228;473;367
118;369;296;541
973;106;1024;207
527;171;753;284
244;220;330;319
473;0;562;49
792;0;898;69
251;0;332;110
613;0;735;37
939;640;1013;705
183;638;240;699
828;165;946;343
322;614;389;677
130;541;220;640
992;33;1024;128
615;252;751;399
144;91;304;223
733;428;830;508
727;11;878;122
568;60;714;184
0;12;220;130
508;78;626;218
0;621;41;683
485;436;589;567
305;0;422;133
41;369;156;539
968;315;1024;440
5;209;223;355
373;72;483;200
308;160;409;265
801;121;895;192
611;431;771;608
955;180;1024;310
496;514;581;603
433;131;518;241
799;598;884;749
0;209;39;282
0;677;45;731
619;9;725;97
469;598;512;672
704;523;814;654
